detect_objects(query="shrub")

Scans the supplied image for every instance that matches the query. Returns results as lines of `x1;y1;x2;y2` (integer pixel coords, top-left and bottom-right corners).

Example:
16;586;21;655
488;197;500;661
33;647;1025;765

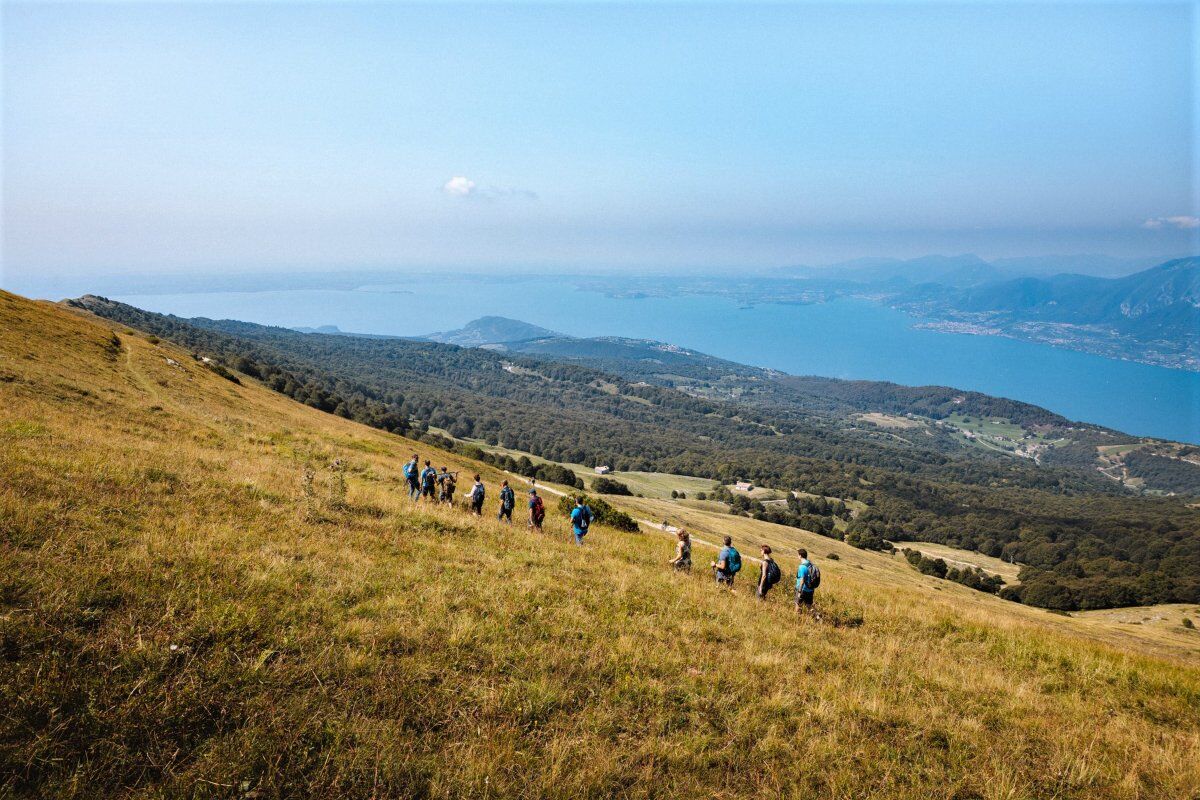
1183;617;1194;630
555;494;639;532
593;477;633;496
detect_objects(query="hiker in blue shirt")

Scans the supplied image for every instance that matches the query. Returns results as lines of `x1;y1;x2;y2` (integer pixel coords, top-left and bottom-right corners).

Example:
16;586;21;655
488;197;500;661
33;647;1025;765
711;535;742;588
403;454;420;501
497;480;515;524
569;497;593;545
419;460;438;502
795;548;820;613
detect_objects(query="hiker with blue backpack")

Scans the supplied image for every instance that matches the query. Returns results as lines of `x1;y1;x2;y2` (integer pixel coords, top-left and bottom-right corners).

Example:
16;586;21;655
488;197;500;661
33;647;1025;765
403;454;420;501
419;460;438;502
757;544;781;600
570;497;594;545
468;474;486;515
497;480;515;523
712;535;742;588
795;548;821;613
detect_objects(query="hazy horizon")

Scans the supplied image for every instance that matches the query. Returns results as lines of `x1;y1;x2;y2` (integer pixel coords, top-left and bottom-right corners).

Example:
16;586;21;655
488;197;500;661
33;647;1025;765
3;1;1197;285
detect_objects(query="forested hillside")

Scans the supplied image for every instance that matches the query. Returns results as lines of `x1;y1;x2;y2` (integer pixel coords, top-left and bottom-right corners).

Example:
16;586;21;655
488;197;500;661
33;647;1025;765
72;295;1200;610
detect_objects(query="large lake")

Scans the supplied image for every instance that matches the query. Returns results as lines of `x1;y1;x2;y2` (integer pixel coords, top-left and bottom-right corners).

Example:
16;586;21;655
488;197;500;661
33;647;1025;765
112;276;1199;444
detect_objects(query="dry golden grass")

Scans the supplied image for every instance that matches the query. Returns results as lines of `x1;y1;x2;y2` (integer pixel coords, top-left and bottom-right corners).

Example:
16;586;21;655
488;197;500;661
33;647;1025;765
2;289;1199;799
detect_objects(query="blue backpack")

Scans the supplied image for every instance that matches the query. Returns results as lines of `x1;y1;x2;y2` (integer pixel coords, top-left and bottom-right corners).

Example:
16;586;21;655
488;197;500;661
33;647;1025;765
575;506;592;532
726;547;742;575
403;462;416;480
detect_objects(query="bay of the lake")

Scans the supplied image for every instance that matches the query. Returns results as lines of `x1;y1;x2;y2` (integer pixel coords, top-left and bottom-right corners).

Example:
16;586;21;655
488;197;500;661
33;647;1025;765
114;275;1200;443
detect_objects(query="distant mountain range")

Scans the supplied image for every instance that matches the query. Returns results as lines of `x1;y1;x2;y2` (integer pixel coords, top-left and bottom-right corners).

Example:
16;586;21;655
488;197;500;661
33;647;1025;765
892;256;1199;369
782;252;1184;286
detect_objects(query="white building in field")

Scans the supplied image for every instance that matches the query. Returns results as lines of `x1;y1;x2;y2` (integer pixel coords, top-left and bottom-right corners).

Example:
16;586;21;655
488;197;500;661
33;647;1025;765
594;465;611;475
734;481;754;492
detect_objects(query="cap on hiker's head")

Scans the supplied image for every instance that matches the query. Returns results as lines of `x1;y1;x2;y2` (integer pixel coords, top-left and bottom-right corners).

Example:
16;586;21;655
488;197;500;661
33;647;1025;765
529;488;536;494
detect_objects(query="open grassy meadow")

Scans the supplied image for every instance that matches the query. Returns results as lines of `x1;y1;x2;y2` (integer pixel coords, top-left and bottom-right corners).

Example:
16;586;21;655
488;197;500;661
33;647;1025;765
3;290;1200;799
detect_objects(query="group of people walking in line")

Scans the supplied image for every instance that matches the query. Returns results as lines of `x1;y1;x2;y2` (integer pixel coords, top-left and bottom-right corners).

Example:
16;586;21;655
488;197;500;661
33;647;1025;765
669;531;821;614
402;453;594;543
402;452;822;613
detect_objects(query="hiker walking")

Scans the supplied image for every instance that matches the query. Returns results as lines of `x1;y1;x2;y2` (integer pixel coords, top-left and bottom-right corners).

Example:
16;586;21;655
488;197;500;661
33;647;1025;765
757;544;781;600
438;467;457;506
528;489;546;531
419;460;438;502
468;474;486;515
569;497;593;546
795;548;821;614
403;453;421;501
668;529;692;572
712;535;742;588
497;480;515;523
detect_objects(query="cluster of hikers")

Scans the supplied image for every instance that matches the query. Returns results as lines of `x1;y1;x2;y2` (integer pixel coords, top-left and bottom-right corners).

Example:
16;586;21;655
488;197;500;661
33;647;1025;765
401;452;822;614
669;531;821;614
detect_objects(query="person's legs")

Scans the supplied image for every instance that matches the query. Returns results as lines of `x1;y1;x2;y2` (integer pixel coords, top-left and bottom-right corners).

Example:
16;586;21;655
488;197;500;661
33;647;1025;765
574;530;585;545
795;589;814;613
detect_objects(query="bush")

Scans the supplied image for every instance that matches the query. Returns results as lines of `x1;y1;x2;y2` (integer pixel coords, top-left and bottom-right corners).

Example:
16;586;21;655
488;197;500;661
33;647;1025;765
1182;617;1194;630
556;494;640;532
593;477;633;496
844;522;889;552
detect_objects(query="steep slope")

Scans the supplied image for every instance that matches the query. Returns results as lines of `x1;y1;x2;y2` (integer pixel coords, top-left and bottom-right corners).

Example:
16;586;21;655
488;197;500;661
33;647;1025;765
2;290;1200;798
63;296;1200;609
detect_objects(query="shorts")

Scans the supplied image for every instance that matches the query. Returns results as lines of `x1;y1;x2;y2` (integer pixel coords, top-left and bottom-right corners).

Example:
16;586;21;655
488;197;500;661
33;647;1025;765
673;560;692;572
715;568;734;585
470;499;484;514
795;589;814;607
498;506;513;521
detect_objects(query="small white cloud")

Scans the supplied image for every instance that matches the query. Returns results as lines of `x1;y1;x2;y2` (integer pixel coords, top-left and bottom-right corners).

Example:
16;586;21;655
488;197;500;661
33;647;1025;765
443;176;476;197
1142;215;1200;230
442;175;537;202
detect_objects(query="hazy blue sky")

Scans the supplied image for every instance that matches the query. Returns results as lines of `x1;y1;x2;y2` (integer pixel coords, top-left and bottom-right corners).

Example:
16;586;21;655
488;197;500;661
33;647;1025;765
2;1;1196;279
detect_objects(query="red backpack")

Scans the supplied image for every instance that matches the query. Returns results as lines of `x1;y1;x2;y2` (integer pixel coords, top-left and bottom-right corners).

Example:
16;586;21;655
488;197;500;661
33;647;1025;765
531;495;545;523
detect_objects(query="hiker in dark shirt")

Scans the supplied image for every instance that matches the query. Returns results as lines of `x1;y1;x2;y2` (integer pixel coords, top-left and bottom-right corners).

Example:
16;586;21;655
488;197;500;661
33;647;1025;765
497;480;515;523
438;467;457;505
757;544;781;600
528;489;546;531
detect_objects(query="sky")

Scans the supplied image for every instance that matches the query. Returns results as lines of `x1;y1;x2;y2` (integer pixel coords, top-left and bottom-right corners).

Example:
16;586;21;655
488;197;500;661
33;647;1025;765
1;1;1197;282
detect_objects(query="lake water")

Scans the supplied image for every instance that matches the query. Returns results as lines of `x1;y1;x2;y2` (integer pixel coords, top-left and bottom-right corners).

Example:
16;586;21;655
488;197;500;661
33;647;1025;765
113;275;1200;444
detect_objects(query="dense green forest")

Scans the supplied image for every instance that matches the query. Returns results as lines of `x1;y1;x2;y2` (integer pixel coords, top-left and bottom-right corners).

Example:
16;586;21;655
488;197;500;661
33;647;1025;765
73;296;1200;610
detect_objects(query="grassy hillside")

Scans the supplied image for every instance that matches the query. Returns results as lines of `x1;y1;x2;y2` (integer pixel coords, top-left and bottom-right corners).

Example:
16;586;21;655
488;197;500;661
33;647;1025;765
2;290;1200;798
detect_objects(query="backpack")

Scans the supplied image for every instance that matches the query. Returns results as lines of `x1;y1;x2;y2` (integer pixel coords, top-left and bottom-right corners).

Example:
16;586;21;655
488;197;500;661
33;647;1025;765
575;506;591;532
726;547;742;575
765;559;781;588
803;562;821;591
421;469;435;488
471;483;485;503
531;496;545;523
500;487;514;510
403;462;416;480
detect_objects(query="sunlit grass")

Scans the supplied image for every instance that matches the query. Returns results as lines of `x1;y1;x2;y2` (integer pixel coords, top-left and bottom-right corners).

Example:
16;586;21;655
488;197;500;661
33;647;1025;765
2;290;1199;799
